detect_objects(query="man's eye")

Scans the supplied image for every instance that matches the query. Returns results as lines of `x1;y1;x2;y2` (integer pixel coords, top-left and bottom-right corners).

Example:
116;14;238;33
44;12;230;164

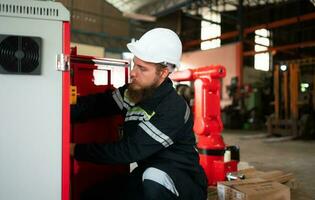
139;66;146;71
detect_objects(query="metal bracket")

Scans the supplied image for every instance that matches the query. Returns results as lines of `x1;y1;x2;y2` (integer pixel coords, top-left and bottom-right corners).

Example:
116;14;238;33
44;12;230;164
56;54;70;71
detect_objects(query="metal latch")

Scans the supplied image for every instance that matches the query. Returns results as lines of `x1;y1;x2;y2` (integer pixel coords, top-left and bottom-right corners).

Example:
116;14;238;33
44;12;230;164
56;54;70;71
70;85;77;105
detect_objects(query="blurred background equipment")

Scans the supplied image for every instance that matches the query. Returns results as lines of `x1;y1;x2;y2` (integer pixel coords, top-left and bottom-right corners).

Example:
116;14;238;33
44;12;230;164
175;83;194;106
222;75;274;130
267;58;315;139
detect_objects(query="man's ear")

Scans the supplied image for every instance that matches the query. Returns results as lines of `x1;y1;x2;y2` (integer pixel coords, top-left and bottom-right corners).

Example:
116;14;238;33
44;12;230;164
161;68;170;79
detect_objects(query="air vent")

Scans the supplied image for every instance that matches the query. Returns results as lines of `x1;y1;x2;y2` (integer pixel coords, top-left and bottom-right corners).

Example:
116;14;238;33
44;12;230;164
0;3;59;17
0;0;69;21
0;34;41;75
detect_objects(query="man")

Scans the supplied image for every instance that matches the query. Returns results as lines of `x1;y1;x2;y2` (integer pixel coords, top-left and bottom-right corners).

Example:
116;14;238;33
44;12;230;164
71;28;208;200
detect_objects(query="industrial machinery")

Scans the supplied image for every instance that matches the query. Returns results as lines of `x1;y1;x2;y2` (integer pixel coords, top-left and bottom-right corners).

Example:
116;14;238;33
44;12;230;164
267;58;315;139
170;66;239;186
70;47;130;200
222;76;271;130
0;1;130;200
0;1;70;200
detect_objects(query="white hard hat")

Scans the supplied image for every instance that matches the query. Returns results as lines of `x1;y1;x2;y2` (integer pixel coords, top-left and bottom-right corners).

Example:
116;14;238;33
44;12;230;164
127;28;182;69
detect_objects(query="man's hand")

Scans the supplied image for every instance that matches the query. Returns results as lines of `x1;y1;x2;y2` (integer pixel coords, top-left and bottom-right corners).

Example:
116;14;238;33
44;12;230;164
70;143;76;157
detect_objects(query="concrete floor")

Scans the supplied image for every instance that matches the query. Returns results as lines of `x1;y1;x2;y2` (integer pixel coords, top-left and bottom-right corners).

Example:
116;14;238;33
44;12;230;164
222;130;315;200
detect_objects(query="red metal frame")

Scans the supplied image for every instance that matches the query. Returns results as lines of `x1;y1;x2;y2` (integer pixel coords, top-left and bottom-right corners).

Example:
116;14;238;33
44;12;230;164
69;49;130;200
62;21;71;200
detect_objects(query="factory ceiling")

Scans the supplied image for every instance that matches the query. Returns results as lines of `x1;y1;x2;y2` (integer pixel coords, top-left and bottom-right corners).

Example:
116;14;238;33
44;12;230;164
105;0;292;17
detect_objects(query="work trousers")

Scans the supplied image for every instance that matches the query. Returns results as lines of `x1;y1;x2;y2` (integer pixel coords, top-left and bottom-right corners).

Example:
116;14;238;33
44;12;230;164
81;165;207;200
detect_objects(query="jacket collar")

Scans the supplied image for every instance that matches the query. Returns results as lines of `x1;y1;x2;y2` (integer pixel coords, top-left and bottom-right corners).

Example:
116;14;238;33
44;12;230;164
138;78;173;111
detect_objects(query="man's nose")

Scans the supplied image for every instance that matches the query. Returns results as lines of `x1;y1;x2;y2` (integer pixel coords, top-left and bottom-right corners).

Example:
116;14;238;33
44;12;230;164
130;67;137;77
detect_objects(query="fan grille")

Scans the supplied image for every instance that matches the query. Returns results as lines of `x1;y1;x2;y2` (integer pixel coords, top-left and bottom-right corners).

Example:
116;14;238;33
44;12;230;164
0;35;41;75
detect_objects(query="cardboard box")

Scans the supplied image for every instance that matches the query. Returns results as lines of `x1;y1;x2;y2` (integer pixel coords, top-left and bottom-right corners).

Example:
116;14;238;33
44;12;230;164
238;168;295;184
217;178;290;200
217;178;264;200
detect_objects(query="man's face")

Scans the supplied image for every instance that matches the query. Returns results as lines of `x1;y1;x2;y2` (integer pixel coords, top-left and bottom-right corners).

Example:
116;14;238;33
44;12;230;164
127;57;168;103
129;57;164;91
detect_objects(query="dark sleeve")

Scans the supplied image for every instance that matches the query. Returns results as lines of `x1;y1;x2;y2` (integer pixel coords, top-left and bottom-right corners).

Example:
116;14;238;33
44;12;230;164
71;85;127;123
74;99;190;164
74;133;158;164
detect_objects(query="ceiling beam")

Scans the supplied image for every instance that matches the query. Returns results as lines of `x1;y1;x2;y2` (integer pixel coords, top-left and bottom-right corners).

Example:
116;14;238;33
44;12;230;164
183;12;315;49
244;12;315;34
184;12;221;25
137;0;194;16
243;40;315;56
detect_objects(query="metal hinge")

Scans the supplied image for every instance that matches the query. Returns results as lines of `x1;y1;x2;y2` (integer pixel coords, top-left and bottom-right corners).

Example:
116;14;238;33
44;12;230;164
56;54;70;71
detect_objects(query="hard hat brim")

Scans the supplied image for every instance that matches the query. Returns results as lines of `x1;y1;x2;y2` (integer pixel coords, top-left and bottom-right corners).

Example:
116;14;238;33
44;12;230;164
127;40;180;67
127;42;162;64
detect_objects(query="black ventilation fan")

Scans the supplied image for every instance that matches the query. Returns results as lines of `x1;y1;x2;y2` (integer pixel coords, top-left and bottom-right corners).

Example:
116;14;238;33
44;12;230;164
0;34;41;75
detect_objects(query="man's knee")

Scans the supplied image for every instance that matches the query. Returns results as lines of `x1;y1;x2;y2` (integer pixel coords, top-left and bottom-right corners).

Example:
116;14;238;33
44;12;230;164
142;167;178;200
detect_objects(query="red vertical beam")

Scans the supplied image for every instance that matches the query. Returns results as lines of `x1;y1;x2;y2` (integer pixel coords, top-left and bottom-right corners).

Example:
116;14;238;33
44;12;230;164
274;65;280;121
313;73;315;110
125;64;129;84
290;63;299;120
62;21;71;200
283;71;289;119
236;42;243;86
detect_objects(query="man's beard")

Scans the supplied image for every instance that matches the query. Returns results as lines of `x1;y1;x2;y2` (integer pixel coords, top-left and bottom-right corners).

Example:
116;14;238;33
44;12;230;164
127;78;160;104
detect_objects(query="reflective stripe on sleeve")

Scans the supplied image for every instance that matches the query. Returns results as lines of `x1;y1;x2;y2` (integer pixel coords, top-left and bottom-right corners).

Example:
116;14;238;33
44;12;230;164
139;121;173;147
113;89;132;110
184;103;190;123
112;90;123;110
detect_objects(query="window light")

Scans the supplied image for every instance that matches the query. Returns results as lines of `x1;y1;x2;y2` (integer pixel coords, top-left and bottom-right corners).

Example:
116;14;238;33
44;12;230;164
254;29;271;71
200;8;221;50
